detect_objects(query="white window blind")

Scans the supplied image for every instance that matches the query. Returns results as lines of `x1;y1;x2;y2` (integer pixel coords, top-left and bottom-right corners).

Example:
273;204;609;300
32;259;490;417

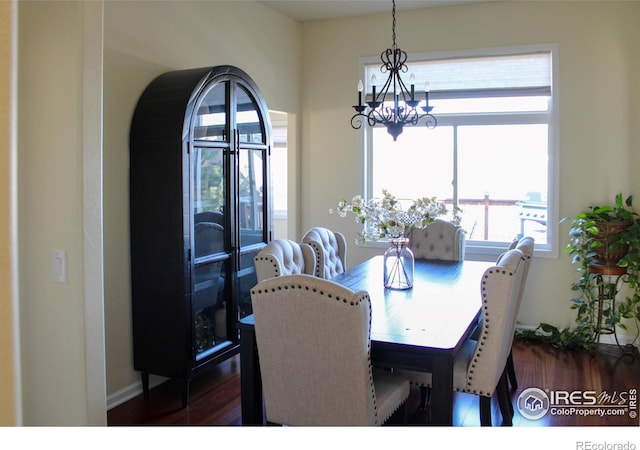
365;51;552;99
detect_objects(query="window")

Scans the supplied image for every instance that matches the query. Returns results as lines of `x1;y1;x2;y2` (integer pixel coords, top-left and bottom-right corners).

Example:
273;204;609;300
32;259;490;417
270;111;289;240
363;45;558;259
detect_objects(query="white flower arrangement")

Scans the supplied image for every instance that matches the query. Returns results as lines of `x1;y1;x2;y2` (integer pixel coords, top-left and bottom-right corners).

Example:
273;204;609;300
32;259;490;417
330;189;457;243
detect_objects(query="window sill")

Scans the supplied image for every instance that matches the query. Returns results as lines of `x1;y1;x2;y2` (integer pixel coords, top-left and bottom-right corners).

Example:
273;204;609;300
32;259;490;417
357;239;554;262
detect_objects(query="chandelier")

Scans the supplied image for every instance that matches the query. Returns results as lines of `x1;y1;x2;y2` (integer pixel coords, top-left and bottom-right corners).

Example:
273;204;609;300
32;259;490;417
350;0;436;141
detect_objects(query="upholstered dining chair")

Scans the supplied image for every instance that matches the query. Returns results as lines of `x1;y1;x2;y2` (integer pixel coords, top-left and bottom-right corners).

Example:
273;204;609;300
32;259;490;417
301;226;347;279
250;274;410;426
503;236;534;390
395;249;526;426
409;218;466;261
253;239;316;283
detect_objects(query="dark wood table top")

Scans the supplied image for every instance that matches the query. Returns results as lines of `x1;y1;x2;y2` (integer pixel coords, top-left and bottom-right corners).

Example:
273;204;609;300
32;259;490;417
331;256;492;352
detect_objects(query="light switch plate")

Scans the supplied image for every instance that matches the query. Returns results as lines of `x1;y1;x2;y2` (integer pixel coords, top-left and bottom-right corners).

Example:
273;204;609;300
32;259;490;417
51;249;67;283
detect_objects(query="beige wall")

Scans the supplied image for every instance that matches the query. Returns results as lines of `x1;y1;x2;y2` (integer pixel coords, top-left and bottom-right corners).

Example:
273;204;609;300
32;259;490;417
0;0;18;426
103;0;301;402
301;1;640;335
18;0;101;425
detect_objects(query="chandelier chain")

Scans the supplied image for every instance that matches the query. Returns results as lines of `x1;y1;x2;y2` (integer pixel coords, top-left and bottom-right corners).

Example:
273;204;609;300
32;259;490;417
392;0;396;49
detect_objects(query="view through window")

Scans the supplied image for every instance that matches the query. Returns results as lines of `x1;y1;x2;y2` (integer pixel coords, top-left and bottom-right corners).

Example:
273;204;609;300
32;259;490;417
364;46;556;257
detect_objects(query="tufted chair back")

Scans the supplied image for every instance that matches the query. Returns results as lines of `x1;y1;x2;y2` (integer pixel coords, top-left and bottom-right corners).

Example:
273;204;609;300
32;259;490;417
254;239;316;283
250;274;410;426
502;236;534;314
409;218;466;261
194;221;224;257
301;227;347;279
511;236;534;288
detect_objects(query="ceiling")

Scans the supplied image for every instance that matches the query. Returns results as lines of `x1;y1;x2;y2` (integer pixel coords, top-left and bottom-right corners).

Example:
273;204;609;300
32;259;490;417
257;0;494;23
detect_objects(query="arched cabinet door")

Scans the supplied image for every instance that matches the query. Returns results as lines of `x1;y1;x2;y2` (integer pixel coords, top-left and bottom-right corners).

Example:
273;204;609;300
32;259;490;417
130;65;272;407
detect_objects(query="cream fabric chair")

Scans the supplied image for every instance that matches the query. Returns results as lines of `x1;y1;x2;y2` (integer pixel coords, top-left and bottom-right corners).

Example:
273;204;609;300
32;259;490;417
301;227;347;279
409;218;466;261
503;236;534;390
395;249;526;426
250;274;410;426
254;239;316;283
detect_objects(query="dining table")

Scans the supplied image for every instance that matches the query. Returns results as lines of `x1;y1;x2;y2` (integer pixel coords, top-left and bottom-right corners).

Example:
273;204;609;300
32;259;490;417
237;255;493;426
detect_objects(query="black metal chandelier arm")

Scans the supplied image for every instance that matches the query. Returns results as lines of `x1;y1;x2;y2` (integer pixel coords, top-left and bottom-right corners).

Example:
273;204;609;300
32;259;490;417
379;104;406;124
393;106;420;125
352;106;434;128
350;109;390;129
422;113;437;128
350;112;366;130
380;47;408;73
370;106;394;125
373;67;395;104
394;73;414;104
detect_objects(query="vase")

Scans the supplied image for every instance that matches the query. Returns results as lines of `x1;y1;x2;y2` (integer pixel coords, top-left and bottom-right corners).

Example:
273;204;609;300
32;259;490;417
383;237;414;290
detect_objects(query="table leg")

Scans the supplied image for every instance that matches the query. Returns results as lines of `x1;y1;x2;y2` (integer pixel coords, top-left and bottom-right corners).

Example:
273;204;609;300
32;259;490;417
430;353;454;425
238;322;263;425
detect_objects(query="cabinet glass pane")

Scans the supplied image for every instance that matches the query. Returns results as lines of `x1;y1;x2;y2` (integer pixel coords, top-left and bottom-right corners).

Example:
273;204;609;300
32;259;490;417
193;147;226;258
239;149;264;247
237;86;263;144
237;249;259;318
194;82;227;142
193;262;227;358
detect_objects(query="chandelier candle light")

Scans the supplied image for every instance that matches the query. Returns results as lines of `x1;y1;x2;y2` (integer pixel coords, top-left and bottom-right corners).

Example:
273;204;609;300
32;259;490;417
331;190;454;290
351;0;436;141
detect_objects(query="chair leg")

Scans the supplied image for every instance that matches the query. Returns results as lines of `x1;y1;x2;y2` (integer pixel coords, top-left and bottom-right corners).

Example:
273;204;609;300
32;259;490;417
402;399;410;424
497;372;513;426
506;369;515;418
503;369;515;418
419;386;431;410
479;396;492;426
506;350;518;390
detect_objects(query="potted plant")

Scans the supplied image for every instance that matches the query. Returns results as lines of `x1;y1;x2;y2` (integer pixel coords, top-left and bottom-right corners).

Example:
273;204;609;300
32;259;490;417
566;193;637;269
518;193;640;350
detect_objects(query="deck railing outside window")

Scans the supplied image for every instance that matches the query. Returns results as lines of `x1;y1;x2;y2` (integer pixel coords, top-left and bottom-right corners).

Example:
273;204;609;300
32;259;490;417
443;194;547;244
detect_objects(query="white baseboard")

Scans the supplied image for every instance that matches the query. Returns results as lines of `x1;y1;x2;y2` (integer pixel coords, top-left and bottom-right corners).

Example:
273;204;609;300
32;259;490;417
597;332;638;348
514;324;639;349
515;324;538;332
107;374;168;411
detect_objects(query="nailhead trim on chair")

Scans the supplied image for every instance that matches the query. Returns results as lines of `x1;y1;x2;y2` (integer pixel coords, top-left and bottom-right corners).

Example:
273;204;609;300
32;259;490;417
254;255;280;276
362;291;380;424
250;283;366;308
250;283;367;307
464;267;515;395
310;242;323;277
251;280;386;424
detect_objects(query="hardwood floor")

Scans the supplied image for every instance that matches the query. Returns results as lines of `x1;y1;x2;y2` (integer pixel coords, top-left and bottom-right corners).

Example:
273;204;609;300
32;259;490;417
107;339;640;427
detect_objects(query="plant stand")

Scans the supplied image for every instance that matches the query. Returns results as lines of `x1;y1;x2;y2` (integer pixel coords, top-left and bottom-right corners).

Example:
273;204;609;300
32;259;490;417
588;264;631;354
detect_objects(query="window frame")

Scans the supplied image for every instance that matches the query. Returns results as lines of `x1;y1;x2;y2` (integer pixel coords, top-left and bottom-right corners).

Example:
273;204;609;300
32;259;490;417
359;44;559;261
